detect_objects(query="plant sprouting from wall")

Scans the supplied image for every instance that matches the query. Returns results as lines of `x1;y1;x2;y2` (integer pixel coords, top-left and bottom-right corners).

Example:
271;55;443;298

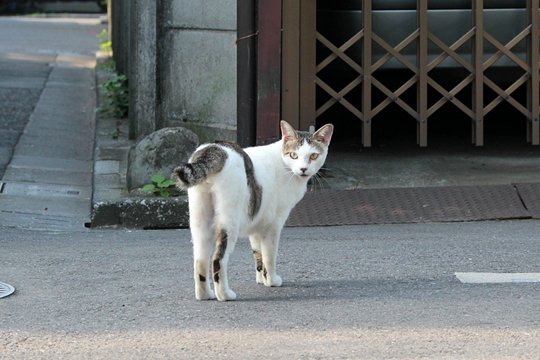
97;29;112;54
99;74;129;118
142;175;177;198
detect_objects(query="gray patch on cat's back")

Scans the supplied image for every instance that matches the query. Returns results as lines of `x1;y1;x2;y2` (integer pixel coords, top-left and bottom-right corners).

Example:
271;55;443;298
190;144;228;175
216;141;262;218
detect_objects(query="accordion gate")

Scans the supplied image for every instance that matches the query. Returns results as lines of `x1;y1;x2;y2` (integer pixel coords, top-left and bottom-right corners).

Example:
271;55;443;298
281;0;540;147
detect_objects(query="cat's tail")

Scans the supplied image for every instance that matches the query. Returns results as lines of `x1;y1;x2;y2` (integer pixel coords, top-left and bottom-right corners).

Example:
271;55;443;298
172;144;228;189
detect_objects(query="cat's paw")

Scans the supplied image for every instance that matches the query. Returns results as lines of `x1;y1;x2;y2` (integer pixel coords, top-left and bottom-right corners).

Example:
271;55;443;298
216;288;237;302
256;271;265;284
264;274;283;287
195;288;216;301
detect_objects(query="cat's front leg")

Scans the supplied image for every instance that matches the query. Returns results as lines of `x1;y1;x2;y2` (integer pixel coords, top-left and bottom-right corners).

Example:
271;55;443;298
194;259;215;300
260;229;283;287
253;250;265;284
249;234;265;284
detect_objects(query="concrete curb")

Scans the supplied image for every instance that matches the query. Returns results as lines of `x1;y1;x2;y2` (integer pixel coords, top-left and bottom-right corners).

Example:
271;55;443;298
89;54;188;229
91;196;189;229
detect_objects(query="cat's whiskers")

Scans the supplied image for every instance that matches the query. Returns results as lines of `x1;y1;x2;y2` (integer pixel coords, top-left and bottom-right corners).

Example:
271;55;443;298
281;165;297;186
318;170;331;186
308;172;325;191
310;174;321;191
315;167;332;189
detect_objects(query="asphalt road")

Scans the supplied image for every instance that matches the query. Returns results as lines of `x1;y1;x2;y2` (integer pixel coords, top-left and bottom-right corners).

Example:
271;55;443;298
1;220;539;358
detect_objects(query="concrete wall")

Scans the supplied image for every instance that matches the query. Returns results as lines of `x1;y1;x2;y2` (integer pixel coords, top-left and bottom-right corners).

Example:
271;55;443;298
129;0;156;139
160;0;237;143
111;0;237;143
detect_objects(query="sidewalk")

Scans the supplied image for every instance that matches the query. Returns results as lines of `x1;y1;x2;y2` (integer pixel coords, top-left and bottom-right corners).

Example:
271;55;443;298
0;16;103;231
0;54;96;230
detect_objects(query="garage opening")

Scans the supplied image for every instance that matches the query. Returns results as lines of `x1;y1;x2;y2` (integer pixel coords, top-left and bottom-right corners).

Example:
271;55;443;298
281;0;539;149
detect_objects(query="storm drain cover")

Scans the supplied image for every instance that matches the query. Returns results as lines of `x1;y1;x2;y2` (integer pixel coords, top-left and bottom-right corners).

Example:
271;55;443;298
514;183;540;218
287;184;530;227
0;282;15;298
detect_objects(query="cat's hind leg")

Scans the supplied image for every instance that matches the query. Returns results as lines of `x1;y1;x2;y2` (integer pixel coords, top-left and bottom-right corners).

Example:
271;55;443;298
188;187;216;301
212;226;238;301
260;227;283;287
210;165;246;301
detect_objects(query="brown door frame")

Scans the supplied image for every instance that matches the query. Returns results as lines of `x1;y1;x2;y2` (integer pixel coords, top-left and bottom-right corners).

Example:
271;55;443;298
282;0;317;133
236;0;257;147
255;0;282;144
237;0;282;146
238;0;316;146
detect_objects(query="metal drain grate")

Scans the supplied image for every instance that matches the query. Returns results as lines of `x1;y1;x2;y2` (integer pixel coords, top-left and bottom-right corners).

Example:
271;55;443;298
514;183;540;219
0;282;15;299
287;184;530;227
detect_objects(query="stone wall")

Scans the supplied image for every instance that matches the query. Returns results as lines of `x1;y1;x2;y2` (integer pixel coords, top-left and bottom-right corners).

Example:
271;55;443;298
110;0;237;143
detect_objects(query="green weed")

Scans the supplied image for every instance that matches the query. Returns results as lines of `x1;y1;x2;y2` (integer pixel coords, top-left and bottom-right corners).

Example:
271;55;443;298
142;175;177;198
99;74;129;118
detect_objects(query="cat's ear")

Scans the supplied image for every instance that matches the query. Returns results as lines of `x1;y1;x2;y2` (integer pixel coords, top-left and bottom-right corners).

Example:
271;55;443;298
313;123;334;145
280;120;297;142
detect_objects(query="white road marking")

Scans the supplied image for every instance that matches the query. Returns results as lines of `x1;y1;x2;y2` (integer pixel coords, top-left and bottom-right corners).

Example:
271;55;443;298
455;272;540;284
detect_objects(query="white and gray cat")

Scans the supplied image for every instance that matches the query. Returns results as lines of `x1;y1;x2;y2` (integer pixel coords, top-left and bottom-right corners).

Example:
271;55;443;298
173;120;333;301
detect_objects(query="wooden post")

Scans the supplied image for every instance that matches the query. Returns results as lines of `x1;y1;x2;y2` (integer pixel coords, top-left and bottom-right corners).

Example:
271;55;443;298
237;0;257;146
417;0;428;147
299;0;317;131
281;0;301;129
256;0;282;144
473;0;484;146
528;0;540;144
362;0;372;147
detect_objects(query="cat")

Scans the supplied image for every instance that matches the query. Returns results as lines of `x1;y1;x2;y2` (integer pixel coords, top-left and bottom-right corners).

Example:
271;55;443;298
172;120;333;301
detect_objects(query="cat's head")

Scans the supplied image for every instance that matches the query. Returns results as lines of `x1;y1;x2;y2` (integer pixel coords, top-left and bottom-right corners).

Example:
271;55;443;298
280;120;334;179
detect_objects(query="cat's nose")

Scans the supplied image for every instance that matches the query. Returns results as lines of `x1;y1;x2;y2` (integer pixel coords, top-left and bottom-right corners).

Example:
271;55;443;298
300;168;308;173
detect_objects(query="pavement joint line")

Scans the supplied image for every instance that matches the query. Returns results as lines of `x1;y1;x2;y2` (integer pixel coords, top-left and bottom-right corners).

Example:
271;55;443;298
0;182;90;198
455;272;540;284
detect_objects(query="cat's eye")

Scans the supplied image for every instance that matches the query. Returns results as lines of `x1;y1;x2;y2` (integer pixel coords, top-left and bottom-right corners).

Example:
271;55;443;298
310;153;319;160
289;152;298;159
